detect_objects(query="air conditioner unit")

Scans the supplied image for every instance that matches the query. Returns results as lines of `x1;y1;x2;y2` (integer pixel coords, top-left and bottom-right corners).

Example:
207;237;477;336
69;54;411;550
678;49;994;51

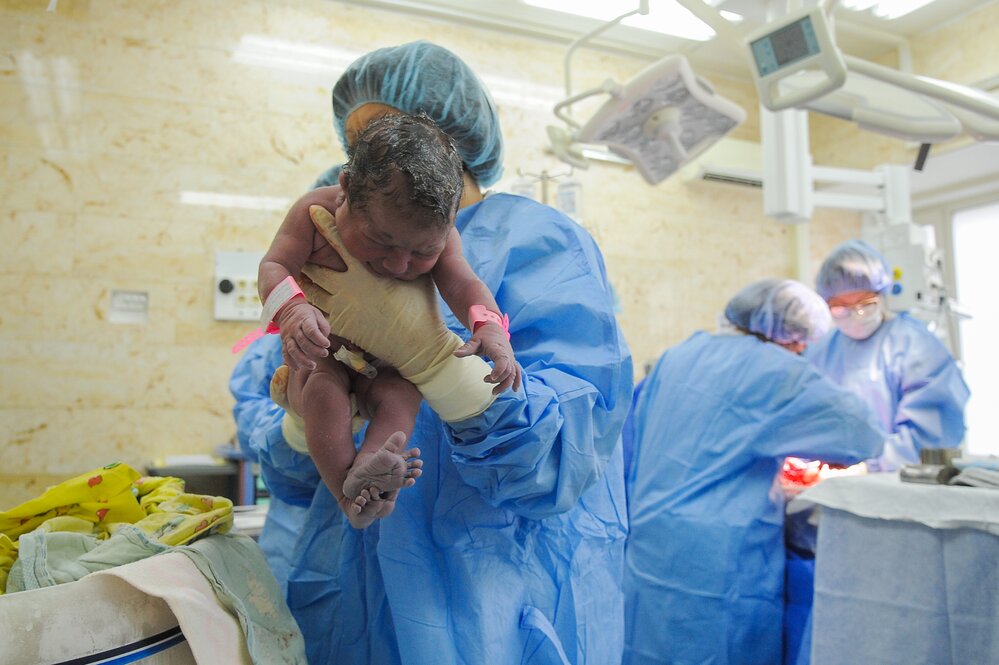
682;138;763;188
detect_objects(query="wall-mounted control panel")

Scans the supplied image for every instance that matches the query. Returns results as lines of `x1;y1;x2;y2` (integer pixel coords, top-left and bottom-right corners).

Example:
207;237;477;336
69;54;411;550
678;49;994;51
214;250;265;322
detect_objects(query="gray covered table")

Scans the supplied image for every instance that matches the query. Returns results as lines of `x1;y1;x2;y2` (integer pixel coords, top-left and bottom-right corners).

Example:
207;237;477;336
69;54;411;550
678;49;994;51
796;473;999;665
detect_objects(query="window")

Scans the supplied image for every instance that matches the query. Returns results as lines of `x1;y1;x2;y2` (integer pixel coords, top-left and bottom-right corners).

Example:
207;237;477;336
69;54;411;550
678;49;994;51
952;201;999;456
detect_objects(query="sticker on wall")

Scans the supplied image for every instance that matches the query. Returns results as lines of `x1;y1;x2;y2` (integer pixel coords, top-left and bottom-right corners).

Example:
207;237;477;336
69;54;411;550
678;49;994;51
108;290;149;325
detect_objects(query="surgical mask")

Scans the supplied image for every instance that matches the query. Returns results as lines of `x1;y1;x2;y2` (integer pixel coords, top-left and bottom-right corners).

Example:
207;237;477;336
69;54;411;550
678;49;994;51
833;301;884;340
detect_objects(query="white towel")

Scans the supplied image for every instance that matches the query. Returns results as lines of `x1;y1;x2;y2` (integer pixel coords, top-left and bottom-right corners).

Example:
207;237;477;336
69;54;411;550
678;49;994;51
95;550;253;664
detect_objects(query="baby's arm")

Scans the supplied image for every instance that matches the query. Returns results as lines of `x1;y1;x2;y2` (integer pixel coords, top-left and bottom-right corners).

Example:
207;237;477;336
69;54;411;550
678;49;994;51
433;228;521;394
260;191;337;370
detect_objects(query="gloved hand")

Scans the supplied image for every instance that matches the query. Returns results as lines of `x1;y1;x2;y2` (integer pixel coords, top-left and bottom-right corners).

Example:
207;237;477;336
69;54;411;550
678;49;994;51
300;204;498;422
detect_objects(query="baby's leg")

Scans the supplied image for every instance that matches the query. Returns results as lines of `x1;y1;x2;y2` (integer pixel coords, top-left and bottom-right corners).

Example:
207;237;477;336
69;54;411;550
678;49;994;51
296;358;365;525
357;366;423;460
342;369;424;518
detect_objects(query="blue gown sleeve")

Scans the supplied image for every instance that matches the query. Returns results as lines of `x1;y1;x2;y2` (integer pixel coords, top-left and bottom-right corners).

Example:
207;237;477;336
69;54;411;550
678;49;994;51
310;164;343;190
724;342;886;464
229;335;321;508
446;199;633;519
622;378;646;483
753;346;886;464
878;323;970;469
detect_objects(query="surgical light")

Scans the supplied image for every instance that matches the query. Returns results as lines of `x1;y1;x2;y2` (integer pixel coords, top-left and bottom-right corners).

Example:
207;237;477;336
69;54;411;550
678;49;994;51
561;56;746;184
546;1;746;184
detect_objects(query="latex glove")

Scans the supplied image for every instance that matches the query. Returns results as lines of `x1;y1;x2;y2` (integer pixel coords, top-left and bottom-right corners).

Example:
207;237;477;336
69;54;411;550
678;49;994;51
273;299;331;371
300;204;497;422
455;322;521;394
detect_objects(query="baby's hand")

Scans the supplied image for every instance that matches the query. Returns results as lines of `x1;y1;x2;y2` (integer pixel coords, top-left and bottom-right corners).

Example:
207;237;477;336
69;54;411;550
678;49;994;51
274;299;331;371
454;323;520;395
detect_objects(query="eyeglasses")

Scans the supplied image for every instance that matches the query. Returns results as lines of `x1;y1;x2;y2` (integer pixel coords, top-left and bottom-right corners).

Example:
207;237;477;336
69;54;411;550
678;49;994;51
829;298;880;319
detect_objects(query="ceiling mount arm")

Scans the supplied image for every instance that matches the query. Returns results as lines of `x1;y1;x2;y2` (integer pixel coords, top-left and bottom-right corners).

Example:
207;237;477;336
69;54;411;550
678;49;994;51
553;79;623;129
844;54;999;121
673;0;742;42
563;1;648;101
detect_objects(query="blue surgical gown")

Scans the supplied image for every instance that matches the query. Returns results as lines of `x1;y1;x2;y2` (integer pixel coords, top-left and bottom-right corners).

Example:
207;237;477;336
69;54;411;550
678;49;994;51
237;193;633;665
229;333;314;594
623;332;883;665
806;313;970;472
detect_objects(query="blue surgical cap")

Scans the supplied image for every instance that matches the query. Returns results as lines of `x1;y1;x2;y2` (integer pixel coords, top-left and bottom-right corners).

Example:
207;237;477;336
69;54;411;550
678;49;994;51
815;239;893;300
311;163;343;190
332;41;504;188
725;279;832;345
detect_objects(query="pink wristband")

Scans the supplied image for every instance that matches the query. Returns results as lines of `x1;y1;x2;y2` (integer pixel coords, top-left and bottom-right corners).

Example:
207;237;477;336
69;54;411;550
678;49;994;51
260;275;305;325
231;276;304;354
469;304;510;340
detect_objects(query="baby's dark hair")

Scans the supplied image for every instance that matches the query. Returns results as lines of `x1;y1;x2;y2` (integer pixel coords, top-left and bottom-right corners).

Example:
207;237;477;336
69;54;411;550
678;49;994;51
343;113;464;229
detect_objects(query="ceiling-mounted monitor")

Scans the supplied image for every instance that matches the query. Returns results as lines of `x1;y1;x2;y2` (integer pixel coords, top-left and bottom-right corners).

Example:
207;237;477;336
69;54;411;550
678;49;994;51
746;6;847;111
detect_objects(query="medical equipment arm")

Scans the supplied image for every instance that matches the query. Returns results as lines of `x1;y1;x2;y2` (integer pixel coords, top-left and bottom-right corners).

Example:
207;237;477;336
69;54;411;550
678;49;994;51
444;198;633;519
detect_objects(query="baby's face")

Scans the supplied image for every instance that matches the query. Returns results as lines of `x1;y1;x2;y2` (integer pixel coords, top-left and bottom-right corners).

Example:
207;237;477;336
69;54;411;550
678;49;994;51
335;196;450;281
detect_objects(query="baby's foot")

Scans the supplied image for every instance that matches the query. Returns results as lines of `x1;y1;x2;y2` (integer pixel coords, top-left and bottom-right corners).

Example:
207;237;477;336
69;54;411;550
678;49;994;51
342;432;422;500
339;489;382;530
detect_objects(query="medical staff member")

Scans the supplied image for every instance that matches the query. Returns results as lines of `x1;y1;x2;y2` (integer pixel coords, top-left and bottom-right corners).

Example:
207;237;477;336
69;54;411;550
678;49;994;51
807;239;970;471
623;279;883;665
230;41;632;665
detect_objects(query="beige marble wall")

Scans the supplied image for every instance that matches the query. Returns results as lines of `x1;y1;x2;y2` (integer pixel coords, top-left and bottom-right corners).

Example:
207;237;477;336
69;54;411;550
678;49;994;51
2;0;985;506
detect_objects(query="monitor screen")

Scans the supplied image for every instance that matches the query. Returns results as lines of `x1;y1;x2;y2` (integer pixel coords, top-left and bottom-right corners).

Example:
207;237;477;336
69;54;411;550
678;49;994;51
751;15;821;77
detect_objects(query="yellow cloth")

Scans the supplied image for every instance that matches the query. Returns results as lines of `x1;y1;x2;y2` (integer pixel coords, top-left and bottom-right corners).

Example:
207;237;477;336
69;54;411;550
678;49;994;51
0;462;232;594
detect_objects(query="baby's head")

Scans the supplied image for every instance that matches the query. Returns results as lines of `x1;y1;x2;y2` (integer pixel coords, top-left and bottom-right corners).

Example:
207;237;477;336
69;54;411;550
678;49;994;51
337;113;464;280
